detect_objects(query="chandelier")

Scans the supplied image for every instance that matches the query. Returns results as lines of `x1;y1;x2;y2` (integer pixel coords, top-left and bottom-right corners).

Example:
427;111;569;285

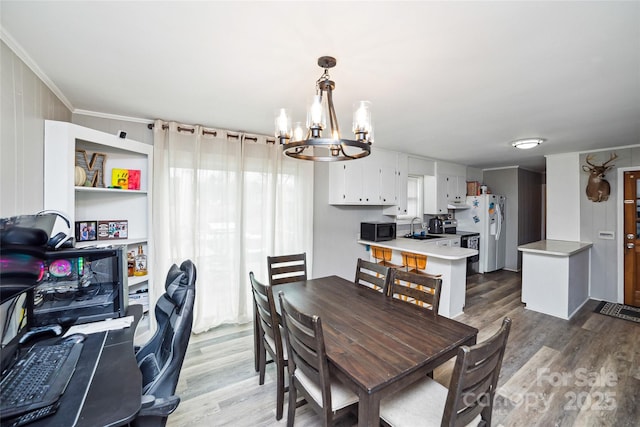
275;56;373;161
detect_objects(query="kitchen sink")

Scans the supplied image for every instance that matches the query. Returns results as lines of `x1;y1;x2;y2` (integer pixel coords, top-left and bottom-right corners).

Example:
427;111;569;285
403;234;442;240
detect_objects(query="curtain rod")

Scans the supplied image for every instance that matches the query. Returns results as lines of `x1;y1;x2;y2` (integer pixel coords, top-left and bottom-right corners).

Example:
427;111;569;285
147;123;217;136
147;123;272;143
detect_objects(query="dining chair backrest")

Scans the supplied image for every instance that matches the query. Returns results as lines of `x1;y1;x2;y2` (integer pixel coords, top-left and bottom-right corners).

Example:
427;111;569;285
443;317;512;427
267;253;307;286
354;258;392;294
278;292;334;420
250;272;284;362
388;269;442;315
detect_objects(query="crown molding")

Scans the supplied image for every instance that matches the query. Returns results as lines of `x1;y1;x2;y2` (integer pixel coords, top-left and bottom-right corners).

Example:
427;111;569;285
1;26;74;112
73;109;154;124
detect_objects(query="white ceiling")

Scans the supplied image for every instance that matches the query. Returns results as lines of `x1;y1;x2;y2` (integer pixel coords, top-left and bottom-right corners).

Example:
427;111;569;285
2;1;639;172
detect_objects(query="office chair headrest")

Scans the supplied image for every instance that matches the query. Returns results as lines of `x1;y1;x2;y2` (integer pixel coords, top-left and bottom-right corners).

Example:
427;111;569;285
165;264;188;308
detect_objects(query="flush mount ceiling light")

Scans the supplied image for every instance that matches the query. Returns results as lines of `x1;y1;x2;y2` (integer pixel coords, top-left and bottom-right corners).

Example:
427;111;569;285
511;138;545;150
275;56;372;161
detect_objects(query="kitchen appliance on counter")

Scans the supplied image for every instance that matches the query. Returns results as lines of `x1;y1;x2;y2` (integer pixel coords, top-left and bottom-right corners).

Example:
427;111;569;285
427;217;444;234
360;222;396;242
455;195;506;273
443;219;457;234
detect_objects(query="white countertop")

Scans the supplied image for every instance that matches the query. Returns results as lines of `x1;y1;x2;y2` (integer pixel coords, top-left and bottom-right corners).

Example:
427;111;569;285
517;239;593;256
358;238;478;260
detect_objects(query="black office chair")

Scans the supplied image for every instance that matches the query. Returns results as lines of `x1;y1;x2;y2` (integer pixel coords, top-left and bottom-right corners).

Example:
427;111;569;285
132;260;197;427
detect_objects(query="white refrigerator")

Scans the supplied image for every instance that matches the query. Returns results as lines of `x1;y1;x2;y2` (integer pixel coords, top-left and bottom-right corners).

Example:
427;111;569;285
456;194;506;273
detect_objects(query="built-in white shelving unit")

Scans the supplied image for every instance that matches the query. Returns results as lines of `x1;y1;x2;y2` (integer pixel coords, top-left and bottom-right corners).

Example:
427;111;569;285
43;120;154;342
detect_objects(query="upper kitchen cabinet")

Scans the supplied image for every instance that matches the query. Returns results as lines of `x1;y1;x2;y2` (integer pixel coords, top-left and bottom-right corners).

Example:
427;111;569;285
424;161;467;214
382;152;408;215
329;148;399;205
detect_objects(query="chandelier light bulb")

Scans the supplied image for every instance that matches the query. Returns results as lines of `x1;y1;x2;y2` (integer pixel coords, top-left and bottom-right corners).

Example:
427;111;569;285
353;101;372;134
292;122;305;142
274;108;291;140
307;95;325;133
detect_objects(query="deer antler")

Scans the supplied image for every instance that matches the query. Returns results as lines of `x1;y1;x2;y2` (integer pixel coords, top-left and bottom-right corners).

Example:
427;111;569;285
584;154;596;167
602;152;618;167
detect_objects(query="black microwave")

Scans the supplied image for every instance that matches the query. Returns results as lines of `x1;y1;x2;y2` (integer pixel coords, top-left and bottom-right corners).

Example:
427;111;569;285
361;222;396;242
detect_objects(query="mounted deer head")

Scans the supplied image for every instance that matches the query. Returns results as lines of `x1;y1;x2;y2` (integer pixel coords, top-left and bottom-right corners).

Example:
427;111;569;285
582;153;618;202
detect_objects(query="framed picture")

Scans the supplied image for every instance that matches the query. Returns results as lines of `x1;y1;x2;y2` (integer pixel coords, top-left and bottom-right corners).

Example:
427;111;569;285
75;221;98;242
97;220;128;240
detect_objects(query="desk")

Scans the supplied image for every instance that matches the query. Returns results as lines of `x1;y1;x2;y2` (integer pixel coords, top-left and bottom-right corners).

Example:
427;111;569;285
276;276;478;427
31;305;143;427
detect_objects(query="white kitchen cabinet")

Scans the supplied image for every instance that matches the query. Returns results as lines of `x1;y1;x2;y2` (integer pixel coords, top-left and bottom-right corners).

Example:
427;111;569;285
383;152;408;215
424;174;448;214
424;161;467;214
43;120;154;341
328;148;397;205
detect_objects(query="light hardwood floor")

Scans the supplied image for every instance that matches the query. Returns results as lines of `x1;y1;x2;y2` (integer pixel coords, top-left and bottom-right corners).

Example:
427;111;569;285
167;270;640;427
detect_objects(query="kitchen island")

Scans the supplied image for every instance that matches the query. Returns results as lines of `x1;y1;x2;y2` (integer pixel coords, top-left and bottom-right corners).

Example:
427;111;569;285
518;239;592;320
357;237;477;318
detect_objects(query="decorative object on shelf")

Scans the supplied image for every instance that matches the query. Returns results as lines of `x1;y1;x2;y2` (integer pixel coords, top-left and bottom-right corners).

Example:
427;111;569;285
75;149;107;187
582;152;618;202
275;56;373;162
97;220;128;240
75;220;97;242
128;169;141;190
111;168;129;188
511;138;545;149
111;168;141;190
74;166;87;186
134;245;147;276
127;251;135;277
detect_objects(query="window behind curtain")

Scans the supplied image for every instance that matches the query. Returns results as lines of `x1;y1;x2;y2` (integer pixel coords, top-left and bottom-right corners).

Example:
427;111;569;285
153;123;313;333
398;175;423;221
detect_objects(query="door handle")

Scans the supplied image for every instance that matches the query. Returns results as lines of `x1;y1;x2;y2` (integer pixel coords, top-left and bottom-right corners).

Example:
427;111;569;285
627;234;635;240
627;243;635;249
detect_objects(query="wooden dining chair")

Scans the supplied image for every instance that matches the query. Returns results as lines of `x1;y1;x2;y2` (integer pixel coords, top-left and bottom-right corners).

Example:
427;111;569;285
354;258;392;294
278;292;359;427
249;272;288;420
253;253;307;373
388;269;442;314
267;253;307;286
380;317;512;427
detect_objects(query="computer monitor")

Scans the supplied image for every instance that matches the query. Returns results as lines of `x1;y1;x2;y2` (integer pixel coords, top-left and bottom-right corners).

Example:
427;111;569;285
1;245;44;374
0;287;32;374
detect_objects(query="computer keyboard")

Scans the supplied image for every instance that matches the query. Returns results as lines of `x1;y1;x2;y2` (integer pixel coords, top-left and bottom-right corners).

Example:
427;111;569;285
1;341;83;419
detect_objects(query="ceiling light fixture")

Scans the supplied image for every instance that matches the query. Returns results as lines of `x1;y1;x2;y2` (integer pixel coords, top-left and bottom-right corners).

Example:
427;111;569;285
275;56;372;161
511;138;545;150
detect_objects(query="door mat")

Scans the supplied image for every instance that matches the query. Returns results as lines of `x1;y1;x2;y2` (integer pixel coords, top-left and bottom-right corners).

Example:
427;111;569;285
594;301;640;324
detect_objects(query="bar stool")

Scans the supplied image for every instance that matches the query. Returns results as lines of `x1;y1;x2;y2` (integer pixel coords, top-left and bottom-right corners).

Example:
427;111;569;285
400;252;441;306
370;246;402;293
371;246;400;268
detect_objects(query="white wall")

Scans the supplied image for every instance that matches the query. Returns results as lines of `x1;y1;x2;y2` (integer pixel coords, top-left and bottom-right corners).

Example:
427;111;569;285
578;148;640;301
312;162;384;280
546;153;582;240
1;40;71;218
547;147;640;302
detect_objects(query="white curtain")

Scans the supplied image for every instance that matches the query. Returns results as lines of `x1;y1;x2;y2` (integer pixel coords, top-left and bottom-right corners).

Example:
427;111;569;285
152;121;314;333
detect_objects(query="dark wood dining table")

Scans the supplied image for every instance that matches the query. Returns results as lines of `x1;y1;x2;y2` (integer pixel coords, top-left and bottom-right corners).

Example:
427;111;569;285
274;275;478;427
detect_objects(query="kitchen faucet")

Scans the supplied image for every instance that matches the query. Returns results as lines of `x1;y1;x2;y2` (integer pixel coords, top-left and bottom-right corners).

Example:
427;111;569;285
410;217;422;236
